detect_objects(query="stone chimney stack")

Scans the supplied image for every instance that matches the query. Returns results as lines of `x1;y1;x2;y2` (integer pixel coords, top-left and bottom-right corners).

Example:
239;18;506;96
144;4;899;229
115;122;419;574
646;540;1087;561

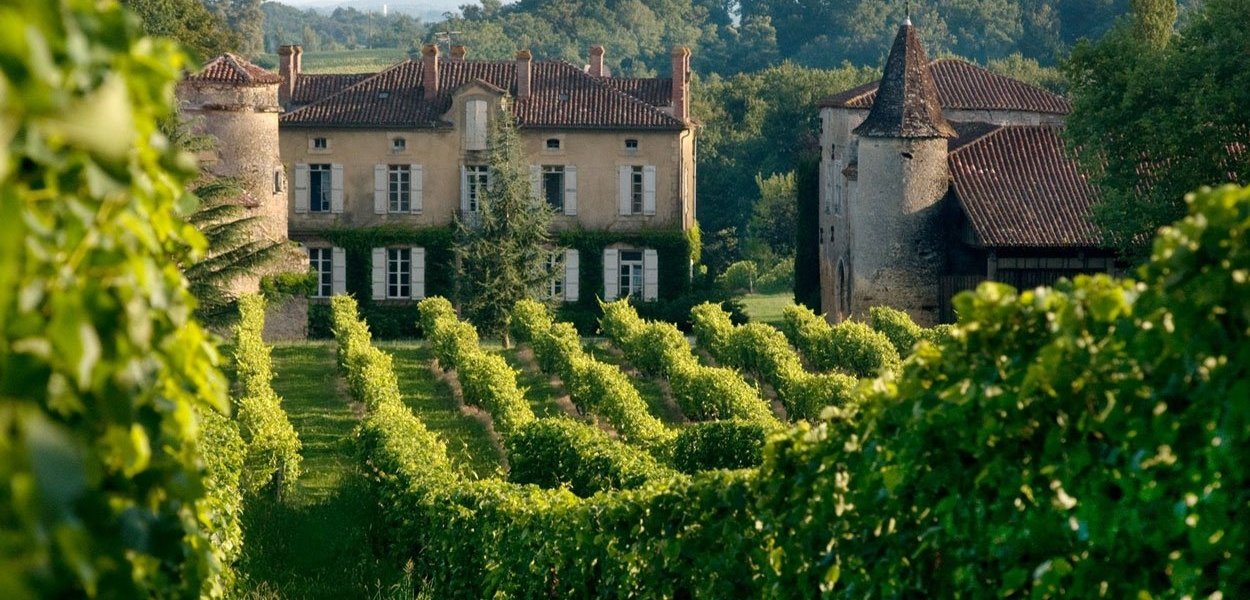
515;49;533;99
451;45;467;62
422;43;440;99
670;46;691;122
589;44;606;77
278;44;302;106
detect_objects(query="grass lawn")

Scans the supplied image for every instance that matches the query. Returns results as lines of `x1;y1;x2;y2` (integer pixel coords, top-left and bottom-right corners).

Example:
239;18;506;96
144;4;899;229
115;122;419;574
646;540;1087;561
237;342;411;599
381;342;505;479
738;292;793;327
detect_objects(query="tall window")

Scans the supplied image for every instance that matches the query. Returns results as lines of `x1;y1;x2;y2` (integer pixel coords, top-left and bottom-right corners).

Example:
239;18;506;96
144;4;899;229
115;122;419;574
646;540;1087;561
309;248;333;298
388;165;410;212
387;248;410;299
547;254;564;300
619;250;643;298
466;165;489;212
542;166;565;211
309;164;331;212
630;166;644;214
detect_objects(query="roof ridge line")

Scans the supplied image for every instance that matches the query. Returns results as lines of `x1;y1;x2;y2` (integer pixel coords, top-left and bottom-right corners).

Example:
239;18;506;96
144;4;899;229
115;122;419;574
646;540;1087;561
283;59;414;120
562;60;685;128
949;123;1006;156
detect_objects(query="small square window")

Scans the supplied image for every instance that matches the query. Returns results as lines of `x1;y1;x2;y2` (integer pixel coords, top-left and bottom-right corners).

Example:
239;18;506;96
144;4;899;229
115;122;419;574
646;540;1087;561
312;137;328;150
624;139;639;151
546;138;561;150
392;137;407;152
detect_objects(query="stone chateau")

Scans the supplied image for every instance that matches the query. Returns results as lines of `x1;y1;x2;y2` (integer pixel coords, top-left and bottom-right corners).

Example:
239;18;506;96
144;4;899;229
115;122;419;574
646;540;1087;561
818;19;1115;325
178;43;697;333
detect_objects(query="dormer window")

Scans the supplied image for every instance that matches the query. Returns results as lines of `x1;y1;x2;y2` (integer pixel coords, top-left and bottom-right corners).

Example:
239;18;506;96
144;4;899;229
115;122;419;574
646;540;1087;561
624;139;639;152
546;138;561;150
392;137;407;152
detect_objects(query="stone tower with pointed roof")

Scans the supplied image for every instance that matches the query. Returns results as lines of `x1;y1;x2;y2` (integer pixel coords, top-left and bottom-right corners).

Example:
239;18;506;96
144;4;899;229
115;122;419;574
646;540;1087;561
177;54;307;338
839;20;955;324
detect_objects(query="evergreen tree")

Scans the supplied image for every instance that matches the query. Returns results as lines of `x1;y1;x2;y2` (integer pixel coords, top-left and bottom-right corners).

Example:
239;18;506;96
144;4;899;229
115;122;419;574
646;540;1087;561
454;108;558;344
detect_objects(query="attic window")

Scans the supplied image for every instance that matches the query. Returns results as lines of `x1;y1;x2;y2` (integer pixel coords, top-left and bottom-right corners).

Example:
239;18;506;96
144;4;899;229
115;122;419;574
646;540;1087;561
392;137;407;151
624;139;639;151
312;137;328;150
546;138;561;150
378;90;391;99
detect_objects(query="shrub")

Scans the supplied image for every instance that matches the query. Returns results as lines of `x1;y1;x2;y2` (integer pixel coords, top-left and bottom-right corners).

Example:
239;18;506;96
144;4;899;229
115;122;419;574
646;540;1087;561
417;296;457;336
668;361;777;424
868;305;923;355
564;355;672;448
716;260;758;292
777;371;858;421
780;303;826;349
196;407;246;596
629;320;692;376
825;321;900;377
508;298;554;344
232;294;303;496
919;323;955;345
456;351;536;437
506;418;673;496
690;301;735;358
427;315;479;368
531;321;582;376
755;257;795;294
671;421;767;473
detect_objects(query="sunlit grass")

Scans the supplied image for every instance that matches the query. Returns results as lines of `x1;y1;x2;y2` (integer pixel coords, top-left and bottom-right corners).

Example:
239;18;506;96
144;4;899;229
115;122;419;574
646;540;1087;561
738;292;793;327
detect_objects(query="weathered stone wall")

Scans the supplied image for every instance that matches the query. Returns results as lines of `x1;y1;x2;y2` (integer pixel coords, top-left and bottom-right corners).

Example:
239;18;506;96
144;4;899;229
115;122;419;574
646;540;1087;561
847;136;949;326
818;107;866;321
262;295;309;342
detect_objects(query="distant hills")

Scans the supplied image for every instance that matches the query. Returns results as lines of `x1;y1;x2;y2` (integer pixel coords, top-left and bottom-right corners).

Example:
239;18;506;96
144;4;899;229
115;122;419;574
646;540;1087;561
264;0;456;21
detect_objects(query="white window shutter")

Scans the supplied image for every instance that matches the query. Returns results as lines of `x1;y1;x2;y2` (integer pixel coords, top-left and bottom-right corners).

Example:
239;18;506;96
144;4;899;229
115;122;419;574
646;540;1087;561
294;164;309;213
373;164;387;214
410;247;425;300
331;247;346;295
371;248;386;300
410;164;423;213
618;166;631;215
603;249;619;301
563;165;577;216
643;249;658;301
331;163;345;213
459;164;470;212
464;102;477;149
643;166;656;216
564;249;579;302
529;165;541;199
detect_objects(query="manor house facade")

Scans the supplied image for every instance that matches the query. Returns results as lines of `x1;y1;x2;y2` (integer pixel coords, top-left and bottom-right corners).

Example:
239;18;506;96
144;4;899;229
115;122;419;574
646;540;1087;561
276;43;697;305
818;19;1115;325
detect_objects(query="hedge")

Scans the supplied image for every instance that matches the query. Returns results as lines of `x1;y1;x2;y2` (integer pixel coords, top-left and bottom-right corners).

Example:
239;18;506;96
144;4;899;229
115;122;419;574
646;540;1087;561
195;407;246;596
867;305;923;355
781;304;900;377
691;302;858;420
600;299;780;428
232;294;303;496
507;417;673;496
671;420;766;473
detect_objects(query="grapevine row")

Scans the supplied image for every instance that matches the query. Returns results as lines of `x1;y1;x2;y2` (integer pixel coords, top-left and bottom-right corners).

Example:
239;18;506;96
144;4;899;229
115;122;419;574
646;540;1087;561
232;294;303;496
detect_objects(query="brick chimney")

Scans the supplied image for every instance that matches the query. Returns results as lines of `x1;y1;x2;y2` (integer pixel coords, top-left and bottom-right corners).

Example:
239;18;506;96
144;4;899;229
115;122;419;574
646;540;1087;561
278;44;301;106
515;49;532;99
451;45;467;62
670;46;690;122
589;44;605;77
422;43;440;99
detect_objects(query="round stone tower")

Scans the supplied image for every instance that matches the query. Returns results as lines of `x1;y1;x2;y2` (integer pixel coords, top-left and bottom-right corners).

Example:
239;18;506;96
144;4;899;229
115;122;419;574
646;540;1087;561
845;20;955;325
177;54;307;338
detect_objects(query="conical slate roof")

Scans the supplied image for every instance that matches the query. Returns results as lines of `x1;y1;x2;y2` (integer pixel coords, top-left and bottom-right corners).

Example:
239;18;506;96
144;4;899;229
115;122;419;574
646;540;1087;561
853;22;956;139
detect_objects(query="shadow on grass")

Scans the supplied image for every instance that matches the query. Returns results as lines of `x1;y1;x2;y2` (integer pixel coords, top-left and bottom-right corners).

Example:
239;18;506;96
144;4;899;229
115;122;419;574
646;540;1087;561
237;472;415;599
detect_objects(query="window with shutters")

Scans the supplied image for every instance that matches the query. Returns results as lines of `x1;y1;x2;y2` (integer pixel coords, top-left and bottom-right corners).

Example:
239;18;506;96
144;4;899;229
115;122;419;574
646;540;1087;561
387;248;411;299
309;164;332;212
542;166;564;211
630;166;644;214
309;247;333;298
465;99;488;150
619;250;643;298
388;165;411;213
466;165;489;212
547;254;563;300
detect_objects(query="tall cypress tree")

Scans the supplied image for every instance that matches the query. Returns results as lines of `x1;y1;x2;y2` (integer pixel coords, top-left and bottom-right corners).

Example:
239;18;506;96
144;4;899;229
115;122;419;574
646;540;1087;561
454;108;558;343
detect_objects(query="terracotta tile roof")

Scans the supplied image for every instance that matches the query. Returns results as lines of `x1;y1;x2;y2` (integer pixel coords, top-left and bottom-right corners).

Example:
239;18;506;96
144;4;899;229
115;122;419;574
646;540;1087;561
603;77;672;107
821;58;1071;115
291;73;372;105
280;59;685;130
186;53;283;85
854;23;955;139
949;125;1102;248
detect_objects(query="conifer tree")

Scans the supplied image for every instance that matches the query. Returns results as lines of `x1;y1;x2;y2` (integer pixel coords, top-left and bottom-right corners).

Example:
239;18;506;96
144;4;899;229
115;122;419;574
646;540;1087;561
454;107;558;344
